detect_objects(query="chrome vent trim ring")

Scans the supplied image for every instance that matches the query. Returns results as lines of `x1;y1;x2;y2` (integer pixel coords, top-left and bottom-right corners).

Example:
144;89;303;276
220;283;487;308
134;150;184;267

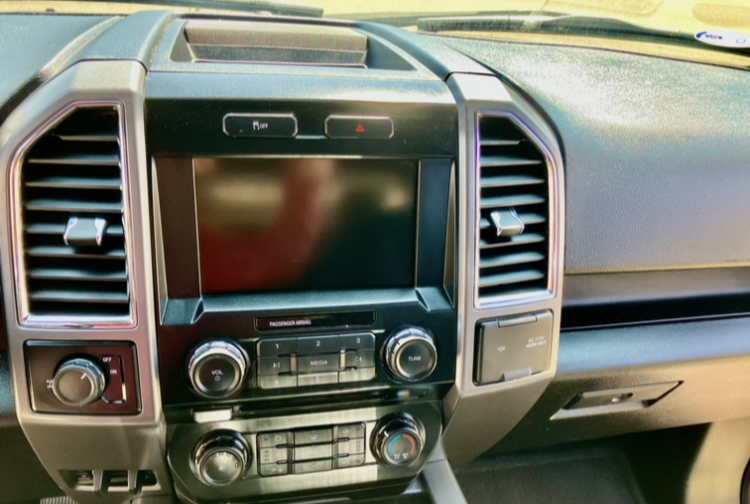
9;101;137;328
474;111;558;309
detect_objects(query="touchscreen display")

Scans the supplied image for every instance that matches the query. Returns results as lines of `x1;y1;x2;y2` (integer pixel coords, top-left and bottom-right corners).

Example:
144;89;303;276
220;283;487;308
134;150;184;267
194;158;418;294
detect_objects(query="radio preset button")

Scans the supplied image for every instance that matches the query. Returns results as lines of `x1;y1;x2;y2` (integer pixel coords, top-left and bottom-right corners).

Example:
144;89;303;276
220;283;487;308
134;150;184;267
298;335;338;354
258;338;297;357
344;350;374;369
339;367;375;383
339;333;375;351
298;372;338;387
297;355;340;373
295;428;333;445
258;357;291;375
258;375;298;389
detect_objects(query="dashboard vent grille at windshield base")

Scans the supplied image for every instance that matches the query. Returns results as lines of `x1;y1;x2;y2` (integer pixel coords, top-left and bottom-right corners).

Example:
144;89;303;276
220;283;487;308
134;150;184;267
476;113;550;306
17;105;132;324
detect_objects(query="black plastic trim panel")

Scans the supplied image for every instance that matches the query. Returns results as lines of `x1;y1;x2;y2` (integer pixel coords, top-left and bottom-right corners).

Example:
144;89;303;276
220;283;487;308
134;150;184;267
562;269;750;330
493;317;750;453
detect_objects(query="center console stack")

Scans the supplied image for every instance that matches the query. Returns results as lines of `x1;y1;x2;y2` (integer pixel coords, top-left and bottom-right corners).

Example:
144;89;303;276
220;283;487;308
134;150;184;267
0;15;564;504
148;70;459;501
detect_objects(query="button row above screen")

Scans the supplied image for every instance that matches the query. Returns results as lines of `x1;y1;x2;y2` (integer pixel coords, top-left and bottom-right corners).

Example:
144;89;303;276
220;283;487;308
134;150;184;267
223;114;394;140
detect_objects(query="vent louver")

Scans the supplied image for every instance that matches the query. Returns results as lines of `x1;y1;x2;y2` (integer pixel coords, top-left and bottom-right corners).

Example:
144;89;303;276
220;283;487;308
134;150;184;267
476;113;550;305
18;105;132;322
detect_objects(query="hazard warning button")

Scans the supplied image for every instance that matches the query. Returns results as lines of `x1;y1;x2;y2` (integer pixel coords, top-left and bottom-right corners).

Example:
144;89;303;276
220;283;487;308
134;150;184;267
324;116;394;140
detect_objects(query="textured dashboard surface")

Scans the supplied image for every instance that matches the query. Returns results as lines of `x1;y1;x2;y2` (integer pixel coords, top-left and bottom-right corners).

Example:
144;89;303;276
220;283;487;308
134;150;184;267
444;37;750;274
0;15;110;122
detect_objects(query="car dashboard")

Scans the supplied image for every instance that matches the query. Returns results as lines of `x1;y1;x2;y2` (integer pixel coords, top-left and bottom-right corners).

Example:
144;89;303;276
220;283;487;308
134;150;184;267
0;9;749;504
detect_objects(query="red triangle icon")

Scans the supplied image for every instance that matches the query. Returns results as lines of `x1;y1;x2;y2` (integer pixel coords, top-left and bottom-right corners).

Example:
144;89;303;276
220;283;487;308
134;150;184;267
355;123;366;134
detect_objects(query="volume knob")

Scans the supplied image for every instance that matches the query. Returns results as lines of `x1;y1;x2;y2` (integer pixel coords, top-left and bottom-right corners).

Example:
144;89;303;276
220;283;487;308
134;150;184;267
383;327;438;382
187;340;248;398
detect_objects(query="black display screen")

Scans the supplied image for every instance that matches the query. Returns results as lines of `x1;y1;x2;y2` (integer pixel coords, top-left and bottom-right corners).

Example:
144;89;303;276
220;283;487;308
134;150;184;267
194;158;419;294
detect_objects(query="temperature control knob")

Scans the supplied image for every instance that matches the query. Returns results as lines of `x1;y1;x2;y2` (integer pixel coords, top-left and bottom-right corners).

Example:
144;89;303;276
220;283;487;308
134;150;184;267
194;432;249;486
383;327;437;382
373;415;423;467
187;340;248;398
52;357;106;406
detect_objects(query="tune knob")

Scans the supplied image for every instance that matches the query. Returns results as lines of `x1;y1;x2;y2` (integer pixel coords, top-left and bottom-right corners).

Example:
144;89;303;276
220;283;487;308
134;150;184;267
194;432;249;486
187;340;248;398
373;415;424;467
383;327;438;382
52;357;106;406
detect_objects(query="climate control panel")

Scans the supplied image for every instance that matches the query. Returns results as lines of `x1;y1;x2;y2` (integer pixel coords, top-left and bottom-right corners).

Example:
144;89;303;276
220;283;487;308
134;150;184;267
255;423;368;476
167;402;441;501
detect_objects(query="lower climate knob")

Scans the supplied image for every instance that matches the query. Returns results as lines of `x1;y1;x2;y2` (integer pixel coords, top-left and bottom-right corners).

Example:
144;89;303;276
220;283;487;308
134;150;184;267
52;357;106;406
383;327;438;382
187;340;248;398
373;415;424;467
195;432;249;486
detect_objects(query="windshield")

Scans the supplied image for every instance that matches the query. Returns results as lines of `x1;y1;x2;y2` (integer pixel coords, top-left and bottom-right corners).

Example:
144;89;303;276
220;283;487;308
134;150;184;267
4;0;749;33
324;0;749;33
3;0;750;65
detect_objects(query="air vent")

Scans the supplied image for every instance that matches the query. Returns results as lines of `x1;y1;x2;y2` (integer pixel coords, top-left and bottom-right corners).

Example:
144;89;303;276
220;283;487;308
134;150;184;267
476;113;551;305
17;105;132;323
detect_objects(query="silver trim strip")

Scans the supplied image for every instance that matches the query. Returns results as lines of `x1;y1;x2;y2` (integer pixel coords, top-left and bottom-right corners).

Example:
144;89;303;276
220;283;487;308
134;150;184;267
9;101;137;329
222;112;298;138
